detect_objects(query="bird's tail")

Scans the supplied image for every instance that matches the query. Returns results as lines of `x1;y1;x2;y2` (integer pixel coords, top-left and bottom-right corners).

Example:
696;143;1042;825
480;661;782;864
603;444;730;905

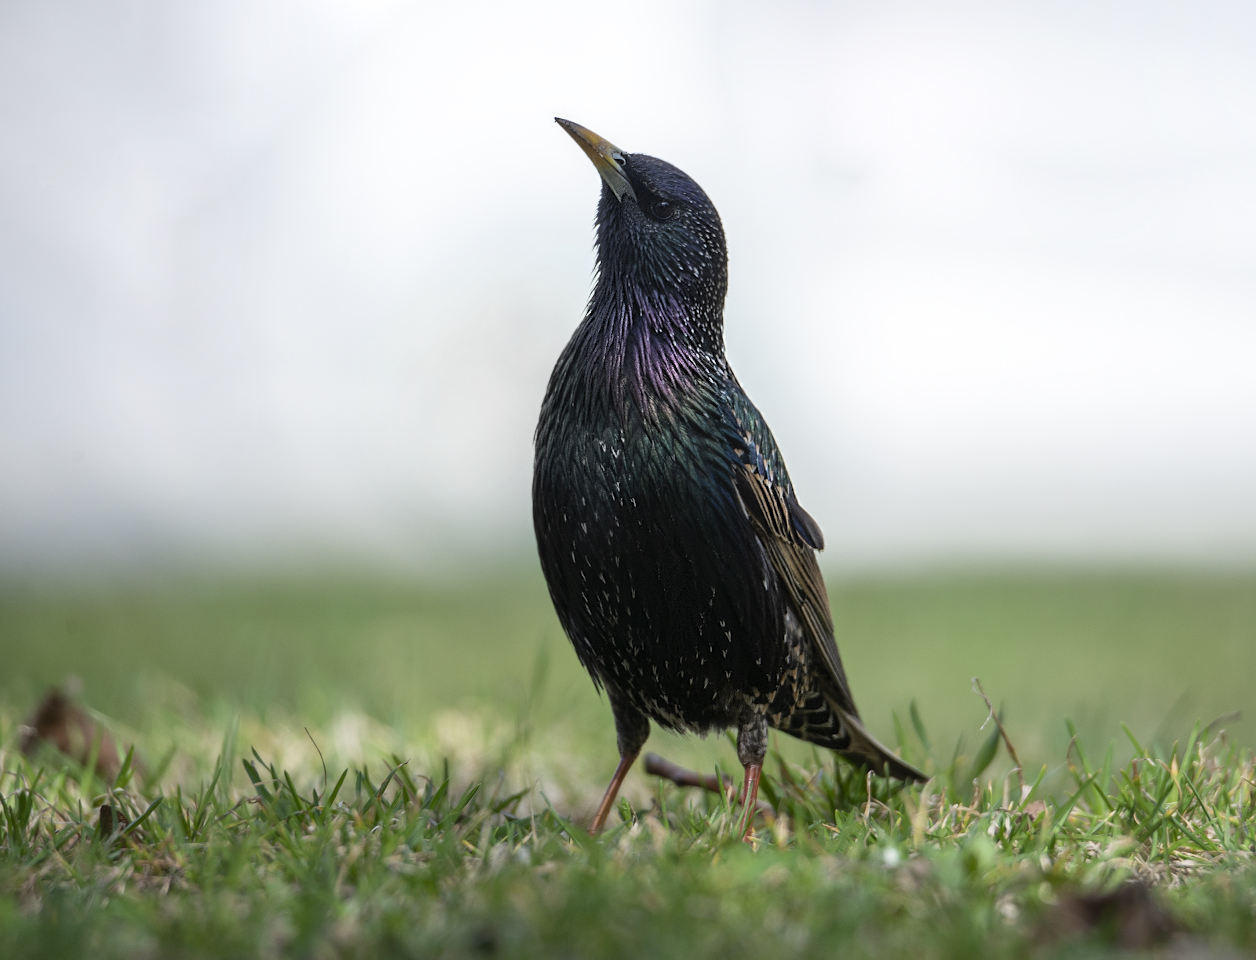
831;703;928;783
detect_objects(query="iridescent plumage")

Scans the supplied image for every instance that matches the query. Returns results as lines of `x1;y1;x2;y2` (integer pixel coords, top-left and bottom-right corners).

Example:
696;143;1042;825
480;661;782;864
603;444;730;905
533;120;924;836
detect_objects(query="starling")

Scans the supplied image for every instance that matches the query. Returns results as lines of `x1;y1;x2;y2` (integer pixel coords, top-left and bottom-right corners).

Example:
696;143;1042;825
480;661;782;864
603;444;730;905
534;119;925;839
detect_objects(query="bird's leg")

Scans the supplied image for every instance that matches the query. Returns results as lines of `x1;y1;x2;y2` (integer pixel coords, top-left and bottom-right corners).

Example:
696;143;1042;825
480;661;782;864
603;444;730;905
589;752;638;834
737;763;763;841
589;688;650;835
736;714;769;842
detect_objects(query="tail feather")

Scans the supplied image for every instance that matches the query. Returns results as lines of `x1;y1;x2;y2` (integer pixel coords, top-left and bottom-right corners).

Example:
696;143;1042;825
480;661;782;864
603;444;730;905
832;703;928;783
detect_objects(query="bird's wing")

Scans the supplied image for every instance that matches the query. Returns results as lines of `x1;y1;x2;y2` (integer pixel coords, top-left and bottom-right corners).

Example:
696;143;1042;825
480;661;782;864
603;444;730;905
725;389;926;782
734;462;926;781
731;461;858;716
722;381;858;707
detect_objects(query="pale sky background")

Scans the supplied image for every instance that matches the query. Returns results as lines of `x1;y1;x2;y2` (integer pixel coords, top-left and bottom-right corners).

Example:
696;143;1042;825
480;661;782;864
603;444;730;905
2;0;1255;576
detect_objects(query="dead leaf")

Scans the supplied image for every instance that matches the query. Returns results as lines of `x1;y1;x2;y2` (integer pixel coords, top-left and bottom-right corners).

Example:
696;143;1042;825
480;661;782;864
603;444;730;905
1045;882;1176;949
20;687;122;781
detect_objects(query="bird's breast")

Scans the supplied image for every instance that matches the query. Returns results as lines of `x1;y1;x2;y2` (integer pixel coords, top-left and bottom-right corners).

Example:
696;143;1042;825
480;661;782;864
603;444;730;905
533;372;792;732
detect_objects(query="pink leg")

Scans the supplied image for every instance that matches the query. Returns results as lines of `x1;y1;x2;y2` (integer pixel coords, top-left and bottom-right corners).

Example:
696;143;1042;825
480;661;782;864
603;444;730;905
589;752;639;834
737;763;762;841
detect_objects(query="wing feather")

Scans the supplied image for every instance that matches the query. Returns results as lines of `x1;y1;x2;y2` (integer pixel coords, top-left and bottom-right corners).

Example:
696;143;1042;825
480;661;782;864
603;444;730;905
733;463;856;713
726;389;926;782
733;460;927;782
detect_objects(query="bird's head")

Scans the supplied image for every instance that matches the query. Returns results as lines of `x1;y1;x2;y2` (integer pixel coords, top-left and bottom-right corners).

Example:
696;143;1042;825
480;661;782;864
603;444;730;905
557;118;728;324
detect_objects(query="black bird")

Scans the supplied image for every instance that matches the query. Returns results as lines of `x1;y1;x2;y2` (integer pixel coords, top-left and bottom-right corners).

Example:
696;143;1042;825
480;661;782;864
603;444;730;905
534;119;925;839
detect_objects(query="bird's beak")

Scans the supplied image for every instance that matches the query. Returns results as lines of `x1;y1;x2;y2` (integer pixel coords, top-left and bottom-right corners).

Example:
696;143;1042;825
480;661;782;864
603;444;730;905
555;118;637;202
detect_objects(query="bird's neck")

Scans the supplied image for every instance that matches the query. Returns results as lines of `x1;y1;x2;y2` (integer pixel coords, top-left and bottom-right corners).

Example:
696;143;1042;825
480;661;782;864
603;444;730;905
570;274;727;421
590;270;725;358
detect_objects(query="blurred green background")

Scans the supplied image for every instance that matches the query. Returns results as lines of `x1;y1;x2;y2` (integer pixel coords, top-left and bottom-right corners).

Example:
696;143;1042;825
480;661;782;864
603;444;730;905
4;563;1252;782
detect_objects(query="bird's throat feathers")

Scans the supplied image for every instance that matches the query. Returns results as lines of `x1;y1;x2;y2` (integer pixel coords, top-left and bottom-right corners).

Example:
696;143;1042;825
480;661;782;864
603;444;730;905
578;277;725;422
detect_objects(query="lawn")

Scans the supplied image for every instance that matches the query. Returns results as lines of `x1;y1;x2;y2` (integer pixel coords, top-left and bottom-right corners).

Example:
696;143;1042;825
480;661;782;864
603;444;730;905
2;566;1255;956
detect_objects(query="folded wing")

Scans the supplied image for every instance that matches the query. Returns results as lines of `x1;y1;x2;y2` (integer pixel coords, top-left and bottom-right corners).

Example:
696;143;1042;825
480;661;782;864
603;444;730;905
733;461;926;783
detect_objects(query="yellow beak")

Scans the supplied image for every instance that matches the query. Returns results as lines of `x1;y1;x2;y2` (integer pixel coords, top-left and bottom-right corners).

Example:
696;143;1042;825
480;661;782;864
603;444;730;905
555;118;637;202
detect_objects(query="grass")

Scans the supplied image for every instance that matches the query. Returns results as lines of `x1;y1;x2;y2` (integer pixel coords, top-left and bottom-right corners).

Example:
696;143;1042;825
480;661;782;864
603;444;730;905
2;566;1255;956
2;697;1254;957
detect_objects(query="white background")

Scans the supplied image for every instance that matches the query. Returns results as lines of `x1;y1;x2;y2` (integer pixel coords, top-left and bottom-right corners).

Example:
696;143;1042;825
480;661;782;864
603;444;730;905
2;0;1254;575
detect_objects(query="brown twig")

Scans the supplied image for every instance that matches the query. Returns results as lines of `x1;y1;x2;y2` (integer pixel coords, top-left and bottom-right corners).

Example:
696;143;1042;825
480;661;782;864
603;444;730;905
642;753;772;812
644;753;731;793
972;677;1025;796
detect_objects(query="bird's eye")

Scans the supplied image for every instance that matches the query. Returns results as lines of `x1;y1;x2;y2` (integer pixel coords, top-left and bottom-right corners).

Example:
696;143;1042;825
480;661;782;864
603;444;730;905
651;200;676;220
